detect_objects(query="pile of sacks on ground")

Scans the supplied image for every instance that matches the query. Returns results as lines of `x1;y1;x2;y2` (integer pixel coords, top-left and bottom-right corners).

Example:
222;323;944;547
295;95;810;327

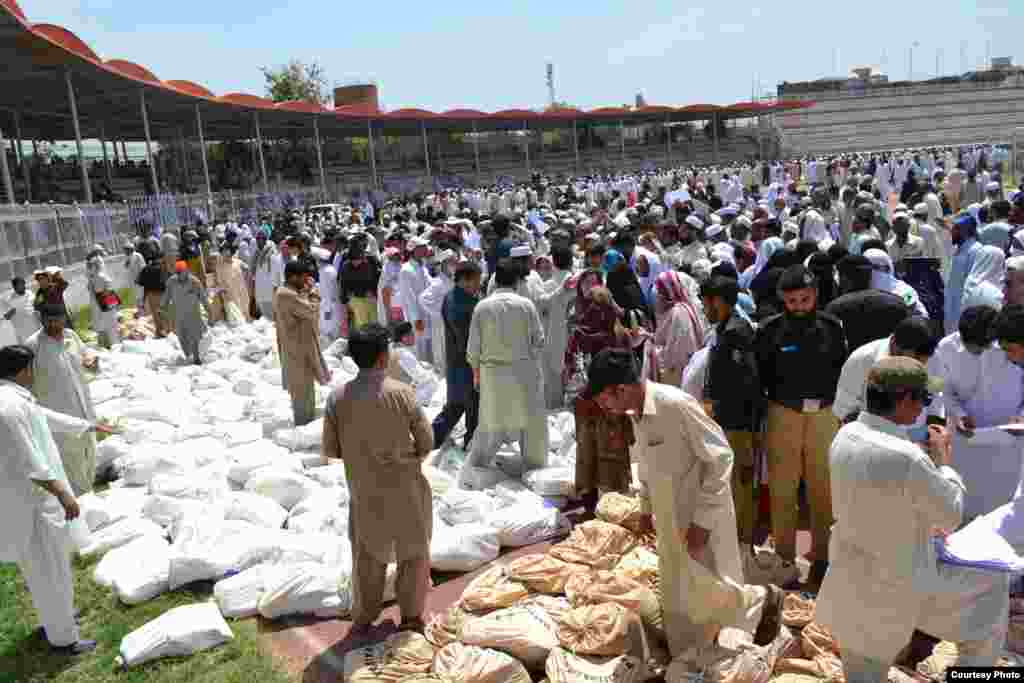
343;491;661;682
75;319;578;667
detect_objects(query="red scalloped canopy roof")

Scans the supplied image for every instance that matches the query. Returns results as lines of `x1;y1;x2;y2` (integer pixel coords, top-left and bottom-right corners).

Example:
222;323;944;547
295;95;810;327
105;59;160;84
31;23;100;62
166;80;215;98
0;1;815;133
1;0;25;20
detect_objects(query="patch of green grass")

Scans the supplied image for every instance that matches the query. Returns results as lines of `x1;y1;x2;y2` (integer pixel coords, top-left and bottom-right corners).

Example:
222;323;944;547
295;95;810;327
0;555;293;683
73;287;137;341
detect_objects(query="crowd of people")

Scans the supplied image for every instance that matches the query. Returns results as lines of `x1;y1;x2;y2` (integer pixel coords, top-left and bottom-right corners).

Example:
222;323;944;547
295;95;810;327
5;142;1024;676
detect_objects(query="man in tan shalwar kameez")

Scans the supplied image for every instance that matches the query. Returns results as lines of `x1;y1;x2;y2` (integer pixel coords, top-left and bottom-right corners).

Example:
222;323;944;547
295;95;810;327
322;323;434;633
274;261;329;427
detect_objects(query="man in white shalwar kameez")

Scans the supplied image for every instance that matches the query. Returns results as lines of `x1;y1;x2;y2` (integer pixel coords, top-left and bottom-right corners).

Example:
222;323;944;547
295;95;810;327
0;344;112;654
419;249;457;375
586;349;784;658
536;246;576;409
460;258;548;486
815;357;1009;683
25;306;98;496
398;237;432;362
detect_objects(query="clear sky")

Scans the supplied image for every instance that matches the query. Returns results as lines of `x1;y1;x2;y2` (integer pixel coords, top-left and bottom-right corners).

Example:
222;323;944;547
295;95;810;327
33;0;1023;112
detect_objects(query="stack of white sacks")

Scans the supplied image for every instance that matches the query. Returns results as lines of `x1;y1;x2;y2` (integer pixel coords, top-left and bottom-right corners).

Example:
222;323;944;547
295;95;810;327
80;321;578;666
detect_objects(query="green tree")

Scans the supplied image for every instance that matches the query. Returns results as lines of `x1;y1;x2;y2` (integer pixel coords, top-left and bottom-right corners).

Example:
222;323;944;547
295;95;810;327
261;60;330;105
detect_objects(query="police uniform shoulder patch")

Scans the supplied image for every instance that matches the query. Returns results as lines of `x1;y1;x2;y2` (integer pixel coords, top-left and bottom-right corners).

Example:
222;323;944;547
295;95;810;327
903;291;915;305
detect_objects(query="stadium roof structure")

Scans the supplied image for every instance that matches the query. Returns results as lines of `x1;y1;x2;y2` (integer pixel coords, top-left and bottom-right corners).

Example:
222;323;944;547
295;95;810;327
0;0;814;142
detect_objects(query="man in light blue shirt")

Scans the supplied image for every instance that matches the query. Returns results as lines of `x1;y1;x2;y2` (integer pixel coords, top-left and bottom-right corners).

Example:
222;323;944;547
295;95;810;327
944;214;982;335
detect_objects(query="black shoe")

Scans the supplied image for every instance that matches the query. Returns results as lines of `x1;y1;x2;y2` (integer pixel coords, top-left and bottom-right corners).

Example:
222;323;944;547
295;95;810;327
807;560;829;588
50;639;96;656
753;585;784;646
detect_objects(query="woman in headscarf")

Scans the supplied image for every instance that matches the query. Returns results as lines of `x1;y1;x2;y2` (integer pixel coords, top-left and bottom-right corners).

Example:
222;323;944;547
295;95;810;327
961;245;1006;311
653;270;706;387
604;249;653;323
862;248;930;319
566;269;637;515
740;236;785;289
633;248;667;308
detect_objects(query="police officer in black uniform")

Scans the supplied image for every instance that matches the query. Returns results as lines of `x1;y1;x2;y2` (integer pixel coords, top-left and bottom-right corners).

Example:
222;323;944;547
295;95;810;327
700;275;762;557
754;265;849;588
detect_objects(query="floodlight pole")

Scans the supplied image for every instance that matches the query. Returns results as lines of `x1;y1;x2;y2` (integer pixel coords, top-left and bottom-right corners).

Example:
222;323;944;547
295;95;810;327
99;122;113;187
366;119;378;190
0;125;13;205
178;126;190;192
140;88;160;195
13;111;30;202
573;118;580;174
312;115;327;200
65;69;93;204
195;105;212;200
253;113;269;193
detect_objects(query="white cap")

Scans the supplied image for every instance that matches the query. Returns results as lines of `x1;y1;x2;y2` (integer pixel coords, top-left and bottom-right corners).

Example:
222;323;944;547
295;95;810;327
685;215;703;230
435;249;456;263
987;181;1001;192
913;203;929;216
510;245;533;258
408;236;430;248
705;223;725;238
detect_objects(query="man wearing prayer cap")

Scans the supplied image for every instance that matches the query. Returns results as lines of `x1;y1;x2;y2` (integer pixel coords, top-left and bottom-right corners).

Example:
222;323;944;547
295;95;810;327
911;202;946;265
754;265;849;588
985;180;1003;203
398;236;433;361
25;304;101;496
815;356;1010;681
886;212;925;267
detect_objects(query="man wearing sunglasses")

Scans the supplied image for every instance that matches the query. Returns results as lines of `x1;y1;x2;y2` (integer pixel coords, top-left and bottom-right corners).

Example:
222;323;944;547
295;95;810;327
815;356;1009;683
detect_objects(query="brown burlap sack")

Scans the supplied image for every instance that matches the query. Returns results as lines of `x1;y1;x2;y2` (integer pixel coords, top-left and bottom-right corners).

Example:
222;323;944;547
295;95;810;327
431;643;532;683
1008;615;1024;656
595;492;646;533
556;603;635;656
424;606;472;649
516;594;573;622
344;632;436;682
460;604;560;670
549;520;637;569
506;554;586;594
460;565;530;614
615;546;660;589
801;621;840;659
565;570;663;638
781;593;815;628
545;648;645;683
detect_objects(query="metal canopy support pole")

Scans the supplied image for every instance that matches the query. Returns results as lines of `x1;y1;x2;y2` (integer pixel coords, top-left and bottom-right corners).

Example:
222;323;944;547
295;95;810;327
421;121;431;178
665;113;672;166
312;116;327;200
367;119;378;190
140;89;159;195
572;119;580;174
178;126;190;192
65;69;92;204
620;119;626;166
195;105;212;200
13;112;30;202
0;126;14;205
112;132;121;165
253;113;269;193
121;140;129;163
471;120;481;182
99;122;113;187
712;113;720;164
524;121;530;175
